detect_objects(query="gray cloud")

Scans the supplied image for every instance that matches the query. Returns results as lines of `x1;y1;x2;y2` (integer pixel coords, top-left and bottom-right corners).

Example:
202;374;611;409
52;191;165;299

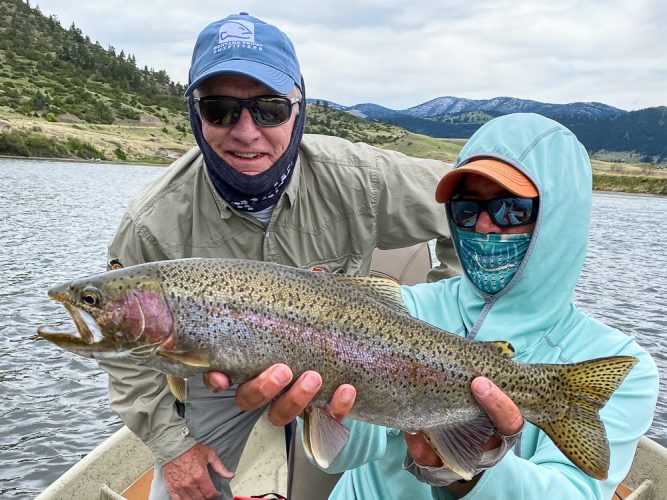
34;0;666;110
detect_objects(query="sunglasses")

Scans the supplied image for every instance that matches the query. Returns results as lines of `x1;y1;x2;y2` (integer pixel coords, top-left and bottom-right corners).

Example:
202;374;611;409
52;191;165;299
193;95;301;128
449;196;539;228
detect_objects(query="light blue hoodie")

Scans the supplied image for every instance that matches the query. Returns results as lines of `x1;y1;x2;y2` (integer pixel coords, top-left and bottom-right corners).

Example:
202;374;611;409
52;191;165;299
323;114;659;500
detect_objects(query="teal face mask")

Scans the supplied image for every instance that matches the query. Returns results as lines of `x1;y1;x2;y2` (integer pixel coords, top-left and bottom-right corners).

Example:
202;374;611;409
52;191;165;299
453;227;532;295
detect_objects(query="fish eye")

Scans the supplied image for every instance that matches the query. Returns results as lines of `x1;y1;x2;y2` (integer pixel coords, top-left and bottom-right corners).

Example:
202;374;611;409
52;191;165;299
80;287;101;306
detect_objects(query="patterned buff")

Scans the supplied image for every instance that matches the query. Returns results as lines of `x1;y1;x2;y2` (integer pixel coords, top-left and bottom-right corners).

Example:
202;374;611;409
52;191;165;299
188;82;306;212
453;227;533;295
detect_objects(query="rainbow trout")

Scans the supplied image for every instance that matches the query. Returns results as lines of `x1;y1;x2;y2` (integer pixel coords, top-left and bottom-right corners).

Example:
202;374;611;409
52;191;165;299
38;258;637;480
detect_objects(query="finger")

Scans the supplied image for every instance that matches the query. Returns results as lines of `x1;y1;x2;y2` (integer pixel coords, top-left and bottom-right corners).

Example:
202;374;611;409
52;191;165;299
404;431;442;467
207;450;235;480
193;468;220;500
235;364;293;411
181;467;210;500
198;480;221;500
203;371;231;392
174;485;204;500
328;384;356;421
267;371;322;426
471;377;524;436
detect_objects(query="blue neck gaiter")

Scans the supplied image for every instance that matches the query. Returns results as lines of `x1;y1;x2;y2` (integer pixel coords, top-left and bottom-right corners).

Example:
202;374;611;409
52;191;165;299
187;80;306;213
453;227;532;295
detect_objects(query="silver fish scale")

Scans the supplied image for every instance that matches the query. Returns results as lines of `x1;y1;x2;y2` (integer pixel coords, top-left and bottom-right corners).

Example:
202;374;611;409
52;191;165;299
149;258;569;430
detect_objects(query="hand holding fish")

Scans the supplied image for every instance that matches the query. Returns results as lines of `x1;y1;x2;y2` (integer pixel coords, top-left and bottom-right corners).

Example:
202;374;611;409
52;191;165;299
404;377;523;494
204;364;357;426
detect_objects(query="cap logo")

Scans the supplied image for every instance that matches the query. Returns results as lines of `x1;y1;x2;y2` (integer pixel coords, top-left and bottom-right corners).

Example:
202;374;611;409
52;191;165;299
219;20;254;43
213;20;263;55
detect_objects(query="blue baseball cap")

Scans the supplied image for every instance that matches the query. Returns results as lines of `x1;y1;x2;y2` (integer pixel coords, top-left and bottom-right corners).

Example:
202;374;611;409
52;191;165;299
185;13;301;96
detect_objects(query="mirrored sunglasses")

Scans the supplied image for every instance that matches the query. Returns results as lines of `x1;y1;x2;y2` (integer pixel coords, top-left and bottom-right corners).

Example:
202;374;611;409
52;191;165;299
449;197;539;228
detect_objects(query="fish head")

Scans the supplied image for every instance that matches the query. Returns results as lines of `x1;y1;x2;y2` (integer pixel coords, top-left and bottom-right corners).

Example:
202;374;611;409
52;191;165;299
38;265;174;361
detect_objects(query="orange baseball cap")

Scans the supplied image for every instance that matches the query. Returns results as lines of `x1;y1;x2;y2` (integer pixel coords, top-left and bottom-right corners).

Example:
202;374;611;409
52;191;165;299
435;158;538;203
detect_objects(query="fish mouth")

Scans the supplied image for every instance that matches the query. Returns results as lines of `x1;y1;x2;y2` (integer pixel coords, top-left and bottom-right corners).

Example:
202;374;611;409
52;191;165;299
38;297;114;359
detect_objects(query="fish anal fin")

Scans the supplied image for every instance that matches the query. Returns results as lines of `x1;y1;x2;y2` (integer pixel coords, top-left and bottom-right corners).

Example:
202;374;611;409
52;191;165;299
158;349;210;368
302;406;350;469
422;412;496;481
334;275;408;313
481;340;515;358
166;374;187;402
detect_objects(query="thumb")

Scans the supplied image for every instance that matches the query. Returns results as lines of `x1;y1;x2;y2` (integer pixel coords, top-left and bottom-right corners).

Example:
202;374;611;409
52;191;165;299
471;377;523;436
207;449;235;479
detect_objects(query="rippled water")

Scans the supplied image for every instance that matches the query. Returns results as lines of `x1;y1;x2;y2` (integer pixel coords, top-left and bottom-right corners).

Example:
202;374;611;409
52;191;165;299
0;159;161;498
1;159;665;498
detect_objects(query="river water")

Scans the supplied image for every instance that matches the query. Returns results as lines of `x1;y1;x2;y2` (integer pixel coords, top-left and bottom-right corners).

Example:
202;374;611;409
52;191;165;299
0;158;665;498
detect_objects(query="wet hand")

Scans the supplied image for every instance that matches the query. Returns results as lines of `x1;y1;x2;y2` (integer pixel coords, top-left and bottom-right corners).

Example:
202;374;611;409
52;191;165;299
405;377;524;467
163;443;234;500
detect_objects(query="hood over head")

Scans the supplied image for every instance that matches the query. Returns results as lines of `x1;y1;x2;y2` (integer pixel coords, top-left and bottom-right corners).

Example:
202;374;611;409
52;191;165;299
447;113;592;353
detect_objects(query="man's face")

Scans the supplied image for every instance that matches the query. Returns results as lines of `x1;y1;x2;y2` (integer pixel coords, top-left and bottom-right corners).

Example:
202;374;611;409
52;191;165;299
195;74;298;176
455;174;536;235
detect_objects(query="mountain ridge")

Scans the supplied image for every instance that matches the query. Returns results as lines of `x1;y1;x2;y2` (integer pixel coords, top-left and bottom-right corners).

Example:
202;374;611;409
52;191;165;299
308;97;667;164
311;95;625;120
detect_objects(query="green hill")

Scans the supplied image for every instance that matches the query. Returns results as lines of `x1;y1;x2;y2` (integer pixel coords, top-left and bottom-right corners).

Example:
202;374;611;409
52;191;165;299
0;0;191;161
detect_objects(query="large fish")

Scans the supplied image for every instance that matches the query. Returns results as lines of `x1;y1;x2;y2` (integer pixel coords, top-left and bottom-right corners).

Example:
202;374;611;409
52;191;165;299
38;258;636;480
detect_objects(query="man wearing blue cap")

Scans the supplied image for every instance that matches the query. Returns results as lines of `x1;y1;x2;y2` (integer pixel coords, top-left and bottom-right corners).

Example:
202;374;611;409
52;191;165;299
101;12;460;499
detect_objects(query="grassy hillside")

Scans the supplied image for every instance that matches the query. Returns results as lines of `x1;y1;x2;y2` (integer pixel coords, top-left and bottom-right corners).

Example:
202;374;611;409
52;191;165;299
0;0;191;162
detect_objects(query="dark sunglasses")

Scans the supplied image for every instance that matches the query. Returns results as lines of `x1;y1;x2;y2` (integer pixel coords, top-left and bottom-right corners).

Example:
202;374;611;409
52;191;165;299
449;196;539;228
193;95;301;128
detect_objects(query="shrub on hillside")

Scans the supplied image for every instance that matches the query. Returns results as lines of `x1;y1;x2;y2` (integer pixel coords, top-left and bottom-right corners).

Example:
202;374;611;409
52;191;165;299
0;131;107;160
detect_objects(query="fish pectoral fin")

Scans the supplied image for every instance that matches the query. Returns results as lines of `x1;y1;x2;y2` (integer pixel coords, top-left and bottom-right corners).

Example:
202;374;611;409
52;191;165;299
335;275;408;314
302;406;350;469
166;375;187;402
481;340;516;358
422;412;496;481
157;349;210;368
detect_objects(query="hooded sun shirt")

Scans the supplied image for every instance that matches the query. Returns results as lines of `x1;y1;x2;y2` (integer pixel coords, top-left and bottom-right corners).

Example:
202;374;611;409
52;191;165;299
324;113;658;500
188;82;307;213
423;112;594;350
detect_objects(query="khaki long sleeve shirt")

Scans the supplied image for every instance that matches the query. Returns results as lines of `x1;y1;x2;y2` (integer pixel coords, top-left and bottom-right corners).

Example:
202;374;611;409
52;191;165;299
102;134;459;465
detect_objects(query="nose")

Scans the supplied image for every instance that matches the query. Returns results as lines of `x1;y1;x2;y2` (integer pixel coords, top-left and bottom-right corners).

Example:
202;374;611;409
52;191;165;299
228;108;261;142
474;209;502;234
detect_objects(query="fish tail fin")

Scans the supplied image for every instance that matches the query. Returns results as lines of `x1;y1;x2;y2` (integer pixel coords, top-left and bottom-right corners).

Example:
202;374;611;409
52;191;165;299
536;355;638;480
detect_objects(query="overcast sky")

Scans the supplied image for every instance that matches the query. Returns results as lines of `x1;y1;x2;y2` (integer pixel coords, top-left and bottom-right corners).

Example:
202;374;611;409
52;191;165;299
33;0;666;111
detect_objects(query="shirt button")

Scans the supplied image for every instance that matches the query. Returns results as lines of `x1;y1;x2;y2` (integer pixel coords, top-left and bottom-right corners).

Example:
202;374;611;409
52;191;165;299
181;426;190;436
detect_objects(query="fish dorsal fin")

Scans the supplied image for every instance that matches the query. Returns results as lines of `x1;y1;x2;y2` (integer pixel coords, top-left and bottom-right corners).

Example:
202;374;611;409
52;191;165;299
334;275;408;314
422;412;496;481
157;349;210;368
302;406;350;468
166;375;187;402
482;340;516;358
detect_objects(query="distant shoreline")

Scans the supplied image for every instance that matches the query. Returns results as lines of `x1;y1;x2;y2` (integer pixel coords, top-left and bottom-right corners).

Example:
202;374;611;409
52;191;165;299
0;154;169;167
593;189;666;199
